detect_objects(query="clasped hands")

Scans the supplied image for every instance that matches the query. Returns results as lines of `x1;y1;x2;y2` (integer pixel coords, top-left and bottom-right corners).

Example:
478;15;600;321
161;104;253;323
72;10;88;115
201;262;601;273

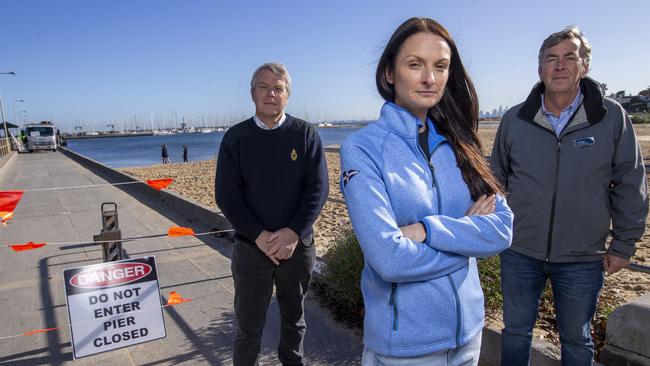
400;194;497;242
255;228;299;265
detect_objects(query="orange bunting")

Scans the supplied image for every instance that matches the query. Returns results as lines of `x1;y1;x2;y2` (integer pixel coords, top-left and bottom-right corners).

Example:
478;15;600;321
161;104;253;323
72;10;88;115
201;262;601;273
23;327;59;336
168;227;195;237
10;242;47;252
146;178;173;190
166;291;191;306
1;211;14;223
0;191;23;222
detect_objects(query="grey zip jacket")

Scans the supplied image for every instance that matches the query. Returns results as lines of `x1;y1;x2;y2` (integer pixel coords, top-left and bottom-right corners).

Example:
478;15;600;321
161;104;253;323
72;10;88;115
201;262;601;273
491;77;648;262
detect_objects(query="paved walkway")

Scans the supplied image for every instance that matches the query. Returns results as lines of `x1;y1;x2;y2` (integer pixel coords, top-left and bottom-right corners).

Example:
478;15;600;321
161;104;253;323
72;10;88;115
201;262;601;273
0;152;362;365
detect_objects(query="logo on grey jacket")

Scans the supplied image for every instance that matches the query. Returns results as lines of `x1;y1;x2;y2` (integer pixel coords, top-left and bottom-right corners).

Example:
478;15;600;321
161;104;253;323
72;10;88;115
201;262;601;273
573;137;595;148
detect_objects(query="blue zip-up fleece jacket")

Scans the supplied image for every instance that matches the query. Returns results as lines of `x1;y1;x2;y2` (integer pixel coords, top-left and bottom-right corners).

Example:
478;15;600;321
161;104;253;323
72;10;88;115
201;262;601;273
340;102;513;357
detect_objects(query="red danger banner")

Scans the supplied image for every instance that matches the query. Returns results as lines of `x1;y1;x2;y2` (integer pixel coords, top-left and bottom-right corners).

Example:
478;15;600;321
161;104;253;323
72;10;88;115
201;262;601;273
69;262;152;289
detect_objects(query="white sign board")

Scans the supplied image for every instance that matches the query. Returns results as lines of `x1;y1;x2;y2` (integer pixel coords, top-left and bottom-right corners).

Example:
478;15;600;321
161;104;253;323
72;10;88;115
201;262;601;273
63;256;166;358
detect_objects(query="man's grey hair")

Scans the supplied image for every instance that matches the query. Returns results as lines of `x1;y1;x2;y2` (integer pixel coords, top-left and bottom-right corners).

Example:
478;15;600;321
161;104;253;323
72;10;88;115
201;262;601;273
538;25;592;65
250;62;291;95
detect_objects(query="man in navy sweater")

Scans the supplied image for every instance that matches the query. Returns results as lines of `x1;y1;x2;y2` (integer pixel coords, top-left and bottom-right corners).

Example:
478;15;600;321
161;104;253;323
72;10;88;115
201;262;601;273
215;63;328;366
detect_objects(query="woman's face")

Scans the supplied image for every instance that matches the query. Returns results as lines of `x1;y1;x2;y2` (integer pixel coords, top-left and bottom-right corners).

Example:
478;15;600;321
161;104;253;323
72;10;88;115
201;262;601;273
386;32;451;122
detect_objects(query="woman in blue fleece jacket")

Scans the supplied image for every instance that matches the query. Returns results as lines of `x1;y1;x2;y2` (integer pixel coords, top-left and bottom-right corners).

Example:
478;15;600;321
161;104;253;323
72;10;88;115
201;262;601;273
340;18;513;365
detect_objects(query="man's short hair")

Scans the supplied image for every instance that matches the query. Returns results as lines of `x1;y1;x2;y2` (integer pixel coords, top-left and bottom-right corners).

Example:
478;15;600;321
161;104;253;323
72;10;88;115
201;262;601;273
538;26;592;65
250;63;292;95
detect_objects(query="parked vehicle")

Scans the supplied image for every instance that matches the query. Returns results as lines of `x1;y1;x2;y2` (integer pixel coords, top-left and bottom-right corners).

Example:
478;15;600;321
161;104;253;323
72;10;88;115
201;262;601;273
25;121;58;152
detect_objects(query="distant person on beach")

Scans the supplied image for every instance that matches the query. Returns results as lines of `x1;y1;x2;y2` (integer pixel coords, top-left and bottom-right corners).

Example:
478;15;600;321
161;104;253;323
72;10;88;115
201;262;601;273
183;144;188;162
215;62;328;365
161;144;171;164
491;26;648;366
340;18;512;365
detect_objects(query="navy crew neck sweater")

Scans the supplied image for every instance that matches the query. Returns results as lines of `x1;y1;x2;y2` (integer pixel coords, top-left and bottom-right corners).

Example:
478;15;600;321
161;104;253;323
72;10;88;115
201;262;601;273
215;115;329;243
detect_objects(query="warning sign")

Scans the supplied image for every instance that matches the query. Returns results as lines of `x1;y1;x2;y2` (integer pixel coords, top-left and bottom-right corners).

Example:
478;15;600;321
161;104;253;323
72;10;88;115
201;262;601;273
63;256;166;358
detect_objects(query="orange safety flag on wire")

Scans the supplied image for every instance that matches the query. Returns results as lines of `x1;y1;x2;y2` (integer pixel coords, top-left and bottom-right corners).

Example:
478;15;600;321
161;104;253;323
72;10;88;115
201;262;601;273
0;191;24;222
146;178;173;190
10;242;47;252
166;291;191;306
23;327;59;336
168;227;195;237
1;211;14;222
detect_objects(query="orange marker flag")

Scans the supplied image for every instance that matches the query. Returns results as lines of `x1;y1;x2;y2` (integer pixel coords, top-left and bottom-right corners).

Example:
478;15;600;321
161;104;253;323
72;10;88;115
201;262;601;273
0;191;24;222
24;327;59;336
1;211;14;223
146;178;173;190
166;291;191;306
10;242;47;252
168;226;195;237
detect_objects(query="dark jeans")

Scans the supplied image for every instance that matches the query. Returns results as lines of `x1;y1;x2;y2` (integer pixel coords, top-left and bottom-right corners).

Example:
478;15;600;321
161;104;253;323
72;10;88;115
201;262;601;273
231;236;315;366
500;249;604;366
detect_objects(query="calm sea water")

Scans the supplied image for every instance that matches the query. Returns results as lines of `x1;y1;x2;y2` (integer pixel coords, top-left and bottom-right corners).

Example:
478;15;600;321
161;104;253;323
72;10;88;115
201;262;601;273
67;127;361;168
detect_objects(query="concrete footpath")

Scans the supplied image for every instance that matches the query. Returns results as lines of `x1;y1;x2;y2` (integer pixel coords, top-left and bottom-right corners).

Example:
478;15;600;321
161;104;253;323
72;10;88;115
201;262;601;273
0;152;362;365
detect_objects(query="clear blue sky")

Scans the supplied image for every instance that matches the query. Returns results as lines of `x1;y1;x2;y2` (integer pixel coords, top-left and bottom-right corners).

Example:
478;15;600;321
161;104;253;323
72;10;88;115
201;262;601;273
1;0;648;132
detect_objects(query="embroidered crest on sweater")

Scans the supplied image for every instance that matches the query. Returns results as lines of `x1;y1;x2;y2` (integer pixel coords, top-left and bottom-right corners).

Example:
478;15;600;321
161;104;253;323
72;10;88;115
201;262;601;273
291;149;298;161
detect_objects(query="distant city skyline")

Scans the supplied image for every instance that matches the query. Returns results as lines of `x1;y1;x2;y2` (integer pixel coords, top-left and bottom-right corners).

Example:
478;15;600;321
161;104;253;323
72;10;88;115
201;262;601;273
1;0;648;132
480;106;510;119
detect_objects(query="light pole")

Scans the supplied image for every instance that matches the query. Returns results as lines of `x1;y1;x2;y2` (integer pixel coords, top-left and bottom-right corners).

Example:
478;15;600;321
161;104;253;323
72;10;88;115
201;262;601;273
13;99;24;127
18;110;27;124
0;72;16;140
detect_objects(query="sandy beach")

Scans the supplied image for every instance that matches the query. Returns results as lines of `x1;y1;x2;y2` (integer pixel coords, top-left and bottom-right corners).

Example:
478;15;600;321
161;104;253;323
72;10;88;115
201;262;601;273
120;126;650;347
121;152;347;259
120;127;650;301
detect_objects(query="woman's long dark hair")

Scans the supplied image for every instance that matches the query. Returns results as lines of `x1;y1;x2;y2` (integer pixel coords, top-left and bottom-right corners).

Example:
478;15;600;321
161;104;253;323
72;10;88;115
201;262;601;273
376;17;503;199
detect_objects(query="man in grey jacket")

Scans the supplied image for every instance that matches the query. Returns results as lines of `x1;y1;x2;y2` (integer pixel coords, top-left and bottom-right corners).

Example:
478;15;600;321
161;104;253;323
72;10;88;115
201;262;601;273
491;26;648;366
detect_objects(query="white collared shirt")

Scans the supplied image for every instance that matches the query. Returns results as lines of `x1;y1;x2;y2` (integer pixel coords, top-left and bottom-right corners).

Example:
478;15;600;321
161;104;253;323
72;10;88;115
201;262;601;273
253;113;286;130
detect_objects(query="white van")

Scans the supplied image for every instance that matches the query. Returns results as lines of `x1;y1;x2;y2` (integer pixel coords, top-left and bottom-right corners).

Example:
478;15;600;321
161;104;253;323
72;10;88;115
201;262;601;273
26;122;57;152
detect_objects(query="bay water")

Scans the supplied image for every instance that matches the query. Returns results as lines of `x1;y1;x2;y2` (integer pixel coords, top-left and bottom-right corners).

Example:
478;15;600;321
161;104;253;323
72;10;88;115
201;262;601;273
67;127;361;168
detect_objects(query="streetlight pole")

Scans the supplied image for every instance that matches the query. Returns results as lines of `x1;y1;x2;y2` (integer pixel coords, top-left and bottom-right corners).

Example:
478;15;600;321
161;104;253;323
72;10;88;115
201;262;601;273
0;94;6;138
18;110;27;124
0;72;16;141
13;99;24;127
